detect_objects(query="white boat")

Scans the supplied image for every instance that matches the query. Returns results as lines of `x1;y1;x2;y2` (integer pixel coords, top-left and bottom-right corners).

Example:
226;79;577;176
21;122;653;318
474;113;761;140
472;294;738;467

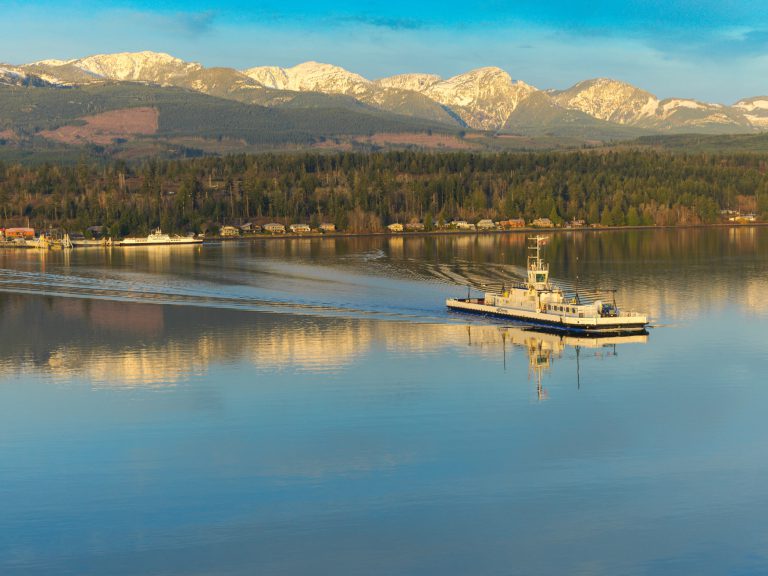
447;235;649;335
117;228;203;246
71;238;110;247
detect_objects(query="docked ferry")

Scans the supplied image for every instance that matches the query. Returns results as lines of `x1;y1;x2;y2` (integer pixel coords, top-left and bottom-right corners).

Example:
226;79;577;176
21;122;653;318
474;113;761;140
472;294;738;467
117;228;203;246
447;236;649;334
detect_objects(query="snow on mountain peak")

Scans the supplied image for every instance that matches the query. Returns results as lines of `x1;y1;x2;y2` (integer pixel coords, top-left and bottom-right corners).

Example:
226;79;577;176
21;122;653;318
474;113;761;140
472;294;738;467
0;64;55;87
552;78;660;124
732;97;768;127
243;61;369;95
241;66;289;89
29;58;75;67
423;67;537;129
734;98;768;112
73;51;201;82
374;73;442;92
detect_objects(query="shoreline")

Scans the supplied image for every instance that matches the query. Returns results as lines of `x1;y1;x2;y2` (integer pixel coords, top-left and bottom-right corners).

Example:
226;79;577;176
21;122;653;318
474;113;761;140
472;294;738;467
206;221;768;242
2;222;765;250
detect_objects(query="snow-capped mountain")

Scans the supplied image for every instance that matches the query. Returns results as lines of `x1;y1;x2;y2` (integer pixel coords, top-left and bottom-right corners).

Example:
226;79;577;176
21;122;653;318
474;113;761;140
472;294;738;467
243;61;370;95
375;74;442;92
550;78;756;133
421;68;537;130
6;50;768;137
19;51;202;86
0;64;55;87
243;62;457;124
733;97;768;128
73;51;201;83
550;78;659;125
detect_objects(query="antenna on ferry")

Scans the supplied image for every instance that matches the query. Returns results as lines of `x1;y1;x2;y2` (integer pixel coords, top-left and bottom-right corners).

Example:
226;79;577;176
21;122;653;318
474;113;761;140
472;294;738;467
502;331;507;371
576;346;581;390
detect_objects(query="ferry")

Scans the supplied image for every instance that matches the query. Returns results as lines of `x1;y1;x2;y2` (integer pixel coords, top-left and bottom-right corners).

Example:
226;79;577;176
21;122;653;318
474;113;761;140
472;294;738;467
117;228;203;246
447;235;649;335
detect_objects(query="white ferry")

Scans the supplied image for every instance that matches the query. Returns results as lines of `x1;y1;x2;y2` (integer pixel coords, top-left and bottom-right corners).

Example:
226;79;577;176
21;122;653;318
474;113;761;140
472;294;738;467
117;228;203;246
447;235;649;335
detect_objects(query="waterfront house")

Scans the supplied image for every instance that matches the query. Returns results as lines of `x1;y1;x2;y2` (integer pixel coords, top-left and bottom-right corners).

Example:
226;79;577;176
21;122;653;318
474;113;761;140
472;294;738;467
729;213;757;223
477;219;496;230
499;218;526;229
387;223;404;232
220;225;240;237
289;224;311;233
532;218;554;228
263;223;286;234
239;222;261;234
4;227;35;239
451;220;477;231
319;223;336;233
405;222;425;231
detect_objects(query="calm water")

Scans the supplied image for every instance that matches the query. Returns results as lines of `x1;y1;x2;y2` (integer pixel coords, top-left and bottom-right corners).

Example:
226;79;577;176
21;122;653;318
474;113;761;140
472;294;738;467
1;228;768;575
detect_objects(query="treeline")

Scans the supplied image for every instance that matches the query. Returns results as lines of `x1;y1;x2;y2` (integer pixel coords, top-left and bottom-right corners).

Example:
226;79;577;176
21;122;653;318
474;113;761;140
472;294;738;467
1;150;767;236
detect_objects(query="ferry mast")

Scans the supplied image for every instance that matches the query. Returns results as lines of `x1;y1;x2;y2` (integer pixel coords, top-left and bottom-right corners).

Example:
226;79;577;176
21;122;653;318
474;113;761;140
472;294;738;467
527;235;550;291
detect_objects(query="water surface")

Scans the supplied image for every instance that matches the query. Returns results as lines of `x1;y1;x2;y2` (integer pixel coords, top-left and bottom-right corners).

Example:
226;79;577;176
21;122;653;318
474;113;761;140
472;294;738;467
1;228;767;575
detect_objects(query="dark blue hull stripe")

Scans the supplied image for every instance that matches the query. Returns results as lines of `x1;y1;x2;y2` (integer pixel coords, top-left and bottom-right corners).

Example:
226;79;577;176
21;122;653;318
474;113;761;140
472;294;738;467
447;306;647;334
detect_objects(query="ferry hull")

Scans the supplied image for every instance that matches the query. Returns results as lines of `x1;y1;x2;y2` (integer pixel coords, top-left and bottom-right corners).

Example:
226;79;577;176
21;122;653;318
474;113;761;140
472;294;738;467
117;238;203;246
446;298;649;335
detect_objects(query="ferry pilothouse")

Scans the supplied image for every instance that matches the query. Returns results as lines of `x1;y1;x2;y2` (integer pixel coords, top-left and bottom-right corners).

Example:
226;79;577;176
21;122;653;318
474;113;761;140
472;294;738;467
446;235;649;334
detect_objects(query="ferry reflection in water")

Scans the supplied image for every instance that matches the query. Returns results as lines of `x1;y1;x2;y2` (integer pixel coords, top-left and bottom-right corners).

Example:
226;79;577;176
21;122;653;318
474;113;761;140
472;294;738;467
464;324;648;400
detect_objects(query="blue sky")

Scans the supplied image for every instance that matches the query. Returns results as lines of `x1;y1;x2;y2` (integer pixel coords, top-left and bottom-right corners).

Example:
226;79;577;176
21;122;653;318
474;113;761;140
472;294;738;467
3;0;768;102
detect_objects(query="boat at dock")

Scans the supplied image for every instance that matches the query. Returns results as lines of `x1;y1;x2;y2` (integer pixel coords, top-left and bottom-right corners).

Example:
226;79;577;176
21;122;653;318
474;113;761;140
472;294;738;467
117;228;203;246
446;235;649;335
70;238;112;248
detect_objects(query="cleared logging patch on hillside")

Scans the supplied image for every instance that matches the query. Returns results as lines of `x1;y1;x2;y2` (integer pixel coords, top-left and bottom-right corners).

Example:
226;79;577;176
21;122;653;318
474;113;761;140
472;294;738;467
38;107;159;145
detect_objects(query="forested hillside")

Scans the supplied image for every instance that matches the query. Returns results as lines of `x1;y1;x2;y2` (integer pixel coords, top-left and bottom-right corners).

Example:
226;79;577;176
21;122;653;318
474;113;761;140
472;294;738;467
1;151;766;236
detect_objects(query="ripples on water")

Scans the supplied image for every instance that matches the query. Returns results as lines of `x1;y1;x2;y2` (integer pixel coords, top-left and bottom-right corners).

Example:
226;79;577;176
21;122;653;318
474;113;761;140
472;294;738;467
2;228;768;575
1;228;767;322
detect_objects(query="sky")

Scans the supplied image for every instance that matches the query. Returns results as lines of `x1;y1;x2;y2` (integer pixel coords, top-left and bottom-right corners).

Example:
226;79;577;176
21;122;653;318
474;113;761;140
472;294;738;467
2;0;767;103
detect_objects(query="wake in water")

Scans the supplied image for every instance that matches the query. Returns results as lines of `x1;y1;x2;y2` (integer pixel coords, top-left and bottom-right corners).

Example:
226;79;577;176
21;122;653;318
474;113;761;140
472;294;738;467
0;246;543;326
0;262;491;324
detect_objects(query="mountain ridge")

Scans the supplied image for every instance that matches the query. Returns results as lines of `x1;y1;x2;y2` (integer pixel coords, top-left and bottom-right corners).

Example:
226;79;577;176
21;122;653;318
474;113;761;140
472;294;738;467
3;50;768;147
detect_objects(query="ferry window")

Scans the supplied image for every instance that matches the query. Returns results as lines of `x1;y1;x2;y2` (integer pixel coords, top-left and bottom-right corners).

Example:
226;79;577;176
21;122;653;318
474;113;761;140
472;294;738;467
579;313;584;318
536;274;545;282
